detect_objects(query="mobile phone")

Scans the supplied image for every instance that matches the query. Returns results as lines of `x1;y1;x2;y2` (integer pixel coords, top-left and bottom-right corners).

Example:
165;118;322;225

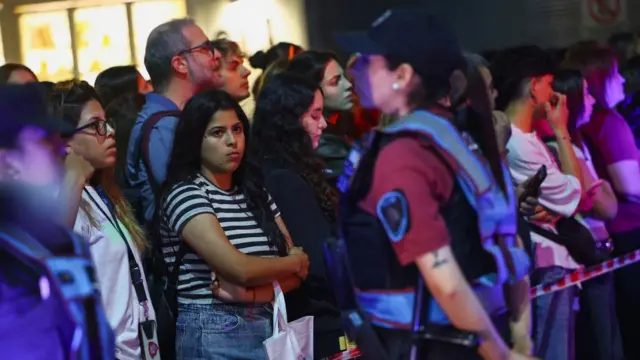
519;165;547;204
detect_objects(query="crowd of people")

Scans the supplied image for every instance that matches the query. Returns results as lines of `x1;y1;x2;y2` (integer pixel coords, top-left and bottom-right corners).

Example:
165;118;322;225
1;6;640;360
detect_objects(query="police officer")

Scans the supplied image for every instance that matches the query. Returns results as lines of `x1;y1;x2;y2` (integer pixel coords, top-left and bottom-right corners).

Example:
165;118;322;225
334;9;533;360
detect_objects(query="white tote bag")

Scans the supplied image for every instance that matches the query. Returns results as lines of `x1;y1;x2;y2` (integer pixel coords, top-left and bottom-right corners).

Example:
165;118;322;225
263;281;314;360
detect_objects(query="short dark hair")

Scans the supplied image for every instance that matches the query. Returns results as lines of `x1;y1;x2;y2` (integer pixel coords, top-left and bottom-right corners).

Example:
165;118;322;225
144;18;194;93
491;45;555;111
0;63;37;84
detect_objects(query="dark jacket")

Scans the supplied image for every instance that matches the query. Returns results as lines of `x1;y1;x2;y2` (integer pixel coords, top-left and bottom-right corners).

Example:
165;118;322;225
315;133;351;187
261;158;343;358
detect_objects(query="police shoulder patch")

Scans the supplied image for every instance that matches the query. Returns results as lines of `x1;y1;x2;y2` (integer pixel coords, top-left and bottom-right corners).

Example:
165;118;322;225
376;190;410;243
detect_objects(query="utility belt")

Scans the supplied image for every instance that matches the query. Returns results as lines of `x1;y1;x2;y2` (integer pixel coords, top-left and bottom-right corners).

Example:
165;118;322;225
324;237;501;360
340;283;485;360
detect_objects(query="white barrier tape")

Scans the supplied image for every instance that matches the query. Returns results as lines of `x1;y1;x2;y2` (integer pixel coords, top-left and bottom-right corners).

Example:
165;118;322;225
530;248;640;298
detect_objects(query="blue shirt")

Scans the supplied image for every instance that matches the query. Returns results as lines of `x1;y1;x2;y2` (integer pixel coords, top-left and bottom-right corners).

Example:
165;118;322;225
125;92;180;222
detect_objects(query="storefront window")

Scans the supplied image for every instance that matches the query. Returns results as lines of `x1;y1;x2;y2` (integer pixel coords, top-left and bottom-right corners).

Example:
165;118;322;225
73;5;131;85
19;11;74;82
131;0;187;79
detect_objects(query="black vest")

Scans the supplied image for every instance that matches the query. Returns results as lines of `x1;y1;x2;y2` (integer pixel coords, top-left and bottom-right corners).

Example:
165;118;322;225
340;132;497;294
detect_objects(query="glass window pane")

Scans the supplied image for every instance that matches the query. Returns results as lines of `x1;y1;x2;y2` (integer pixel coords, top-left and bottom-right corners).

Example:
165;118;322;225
19;11;74;82
73;5;131;85
131;0;187;79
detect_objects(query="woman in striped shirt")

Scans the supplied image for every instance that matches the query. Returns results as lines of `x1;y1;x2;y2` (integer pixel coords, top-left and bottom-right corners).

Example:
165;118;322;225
159;90;309;360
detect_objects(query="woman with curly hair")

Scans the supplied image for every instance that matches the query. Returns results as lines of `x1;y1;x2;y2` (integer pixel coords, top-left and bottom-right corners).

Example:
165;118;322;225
249;72;345;359
287;50;355;185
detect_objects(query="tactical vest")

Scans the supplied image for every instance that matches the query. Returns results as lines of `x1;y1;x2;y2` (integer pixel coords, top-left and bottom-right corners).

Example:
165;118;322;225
338;110;530;330
0;224;116;360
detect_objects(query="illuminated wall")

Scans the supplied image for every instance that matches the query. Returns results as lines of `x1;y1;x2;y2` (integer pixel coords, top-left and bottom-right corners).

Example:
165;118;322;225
13;0;186;82
3;0;308;90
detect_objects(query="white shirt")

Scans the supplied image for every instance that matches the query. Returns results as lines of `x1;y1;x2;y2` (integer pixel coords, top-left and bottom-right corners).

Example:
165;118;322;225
506;126;582;269
74;186;155;360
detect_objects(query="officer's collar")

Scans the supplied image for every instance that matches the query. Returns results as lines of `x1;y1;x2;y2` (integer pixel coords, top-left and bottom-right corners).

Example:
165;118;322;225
383;109;452;134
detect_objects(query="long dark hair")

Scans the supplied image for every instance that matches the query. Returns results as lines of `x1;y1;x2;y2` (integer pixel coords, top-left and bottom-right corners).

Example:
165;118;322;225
385;56;507;194
287;50;337;85
251;73;337;222
552;69;587;143
456;60;507;194
163;90;287;255
105;92;146;187
95;65;140;107
249;42;303;70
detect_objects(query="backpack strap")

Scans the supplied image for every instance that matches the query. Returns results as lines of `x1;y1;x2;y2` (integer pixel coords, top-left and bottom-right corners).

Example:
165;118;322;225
0;225;52;265
137;110;187;294
139;110;181;196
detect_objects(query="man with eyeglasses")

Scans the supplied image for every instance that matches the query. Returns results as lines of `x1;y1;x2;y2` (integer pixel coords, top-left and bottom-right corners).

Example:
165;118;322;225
125;18;223;226
123;18;224;358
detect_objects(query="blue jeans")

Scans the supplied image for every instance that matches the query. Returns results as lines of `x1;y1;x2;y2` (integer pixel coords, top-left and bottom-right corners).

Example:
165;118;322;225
176;303;273;360
532;266;577;360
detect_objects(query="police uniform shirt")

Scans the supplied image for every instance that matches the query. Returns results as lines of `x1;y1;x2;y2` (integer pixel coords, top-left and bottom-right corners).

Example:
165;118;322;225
358;137;455;265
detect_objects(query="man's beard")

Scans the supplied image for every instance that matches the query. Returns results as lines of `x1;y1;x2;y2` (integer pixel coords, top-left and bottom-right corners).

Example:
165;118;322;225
188;62;224;92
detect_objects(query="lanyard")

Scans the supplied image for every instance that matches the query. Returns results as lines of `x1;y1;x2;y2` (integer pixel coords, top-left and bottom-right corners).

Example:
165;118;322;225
83;186;150;320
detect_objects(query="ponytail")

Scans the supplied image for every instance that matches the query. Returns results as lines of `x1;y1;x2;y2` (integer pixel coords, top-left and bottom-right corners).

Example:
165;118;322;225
451;66;507;195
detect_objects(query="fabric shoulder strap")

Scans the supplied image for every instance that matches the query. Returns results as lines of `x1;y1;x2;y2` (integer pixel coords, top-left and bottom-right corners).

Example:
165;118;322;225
0;225;52;265
383;110;492;196
140;110;181;195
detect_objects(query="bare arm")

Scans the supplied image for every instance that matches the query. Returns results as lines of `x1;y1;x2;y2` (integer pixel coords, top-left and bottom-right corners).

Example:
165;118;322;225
212;274;302;303
505;236;532;355
608;161;640;204
59;151;94;228
577;157;618;220
553;128;583;185
416;245;509;360
59;171;84;227
181;213;307;287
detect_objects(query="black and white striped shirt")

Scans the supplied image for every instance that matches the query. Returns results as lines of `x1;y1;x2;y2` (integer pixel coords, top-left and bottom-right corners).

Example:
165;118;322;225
160;173;280;304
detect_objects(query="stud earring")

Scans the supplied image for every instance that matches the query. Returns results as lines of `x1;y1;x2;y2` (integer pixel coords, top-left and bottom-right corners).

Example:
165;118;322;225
392;83;399;90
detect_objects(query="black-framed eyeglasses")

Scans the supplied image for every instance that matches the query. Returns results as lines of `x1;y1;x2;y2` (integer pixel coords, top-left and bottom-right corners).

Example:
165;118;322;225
73;118;115;137
177;40;212;56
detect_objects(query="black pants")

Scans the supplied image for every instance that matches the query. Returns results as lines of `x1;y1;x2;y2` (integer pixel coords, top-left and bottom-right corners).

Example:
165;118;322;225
375;312;510;360
575;272;624;360
612;228;640;360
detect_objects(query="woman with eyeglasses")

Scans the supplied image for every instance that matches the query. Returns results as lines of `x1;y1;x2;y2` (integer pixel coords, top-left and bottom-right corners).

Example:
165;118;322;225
52;81;158;360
